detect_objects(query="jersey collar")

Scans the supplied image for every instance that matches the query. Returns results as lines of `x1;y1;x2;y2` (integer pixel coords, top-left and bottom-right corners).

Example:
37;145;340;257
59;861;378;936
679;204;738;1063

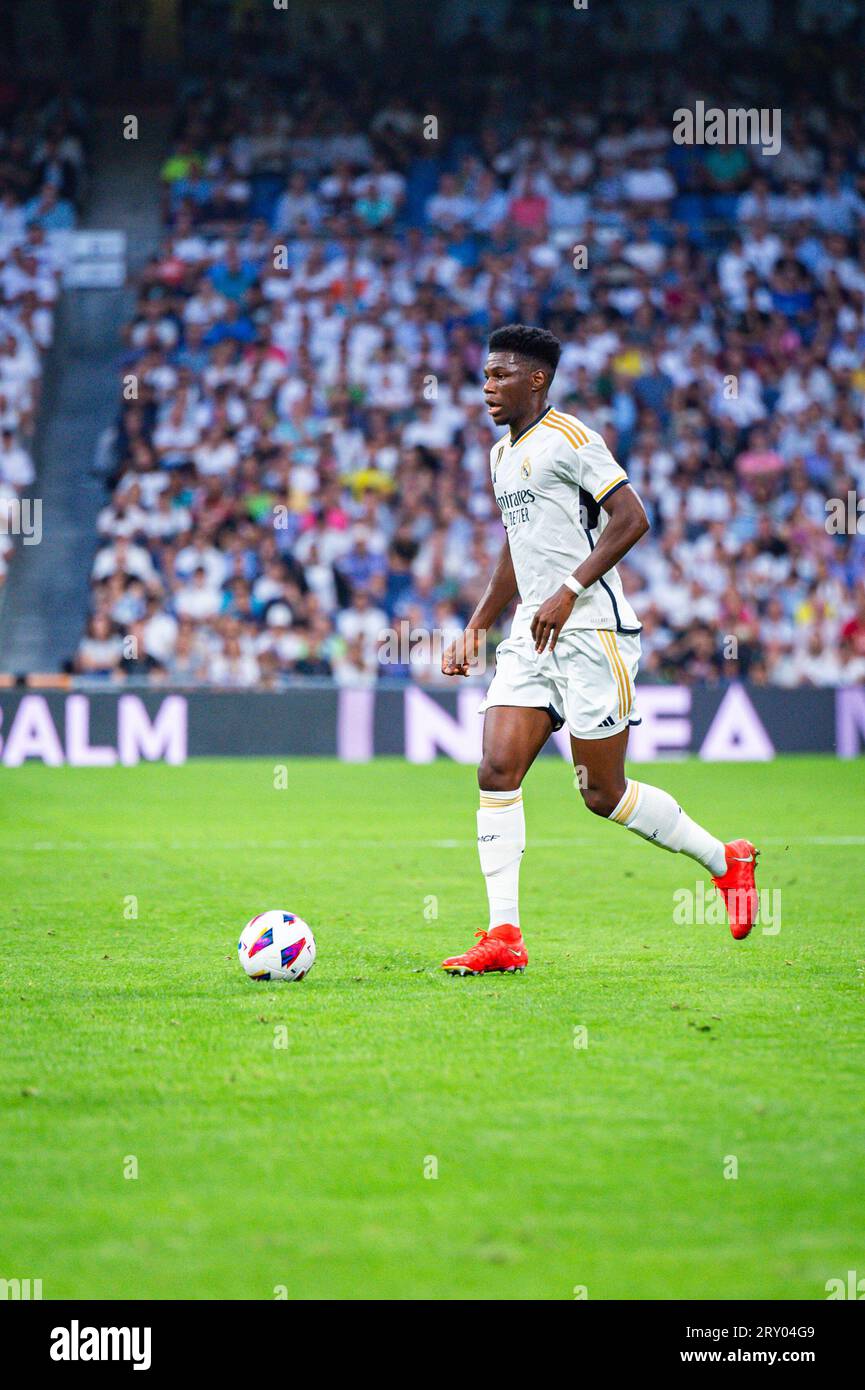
509;404;552;447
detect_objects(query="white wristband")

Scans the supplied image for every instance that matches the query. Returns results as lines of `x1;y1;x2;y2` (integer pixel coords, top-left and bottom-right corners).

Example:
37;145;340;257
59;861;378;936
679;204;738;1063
563;575;586;598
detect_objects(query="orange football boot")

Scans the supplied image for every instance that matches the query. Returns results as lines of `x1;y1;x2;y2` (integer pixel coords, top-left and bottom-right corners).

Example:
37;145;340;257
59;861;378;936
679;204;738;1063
442;923;528;975
712;839;760;939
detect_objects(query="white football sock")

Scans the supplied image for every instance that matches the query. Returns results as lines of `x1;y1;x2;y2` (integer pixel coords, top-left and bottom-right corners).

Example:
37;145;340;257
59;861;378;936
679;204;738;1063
608;779;727;876
477;788;525;929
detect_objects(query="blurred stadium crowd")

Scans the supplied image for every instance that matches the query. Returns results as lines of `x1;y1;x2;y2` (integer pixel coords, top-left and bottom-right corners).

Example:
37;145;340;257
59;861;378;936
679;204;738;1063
76;10;865;689
0;80;84;590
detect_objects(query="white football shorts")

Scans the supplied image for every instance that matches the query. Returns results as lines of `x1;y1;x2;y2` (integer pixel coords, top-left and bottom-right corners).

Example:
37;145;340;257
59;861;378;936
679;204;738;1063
478;609;642;740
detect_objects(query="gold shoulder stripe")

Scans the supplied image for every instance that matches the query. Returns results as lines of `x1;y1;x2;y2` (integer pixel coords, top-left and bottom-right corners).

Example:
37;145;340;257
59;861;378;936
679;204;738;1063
549;409;589;445
547;422;592;462
544;417;580;449
548;410;589;447
545;420;582;452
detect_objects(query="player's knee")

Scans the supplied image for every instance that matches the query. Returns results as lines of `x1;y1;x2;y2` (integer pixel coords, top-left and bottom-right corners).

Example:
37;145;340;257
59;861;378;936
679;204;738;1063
478;756;524;792
580;783;625;818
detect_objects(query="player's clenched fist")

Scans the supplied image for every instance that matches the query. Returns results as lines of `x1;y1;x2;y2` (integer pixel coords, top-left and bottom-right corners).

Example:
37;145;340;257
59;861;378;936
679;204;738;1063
441;628;483;676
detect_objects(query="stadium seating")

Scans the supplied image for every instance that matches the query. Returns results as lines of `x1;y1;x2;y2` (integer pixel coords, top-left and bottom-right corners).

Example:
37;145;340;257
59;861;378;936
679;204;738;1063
0;83;85;591
77;34;865;689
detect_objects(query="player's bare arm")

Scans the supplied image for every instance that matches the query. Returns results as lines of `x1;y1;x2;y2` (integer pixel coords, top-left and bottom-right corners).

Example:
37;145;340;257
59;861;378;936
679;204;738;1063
531;485;650;654
441;536;517;676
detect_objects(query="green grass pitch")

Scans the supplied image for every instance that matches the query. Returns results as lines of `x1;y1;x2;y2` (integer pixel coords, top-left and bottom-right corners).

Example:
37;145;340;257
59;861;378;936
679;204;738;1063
1;754;863;1300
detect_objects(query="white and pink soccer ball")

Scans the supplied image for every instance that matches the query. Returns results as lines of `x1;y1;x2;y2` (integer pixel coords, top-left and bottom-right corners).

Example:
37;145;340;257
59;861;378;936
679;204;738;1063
237;911;316;982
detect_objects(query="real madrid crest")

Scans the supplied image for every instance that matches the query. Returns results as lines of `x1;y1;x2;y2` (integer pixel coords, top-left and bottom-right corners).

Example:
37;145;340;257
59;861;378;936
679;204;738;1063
520;458;532;480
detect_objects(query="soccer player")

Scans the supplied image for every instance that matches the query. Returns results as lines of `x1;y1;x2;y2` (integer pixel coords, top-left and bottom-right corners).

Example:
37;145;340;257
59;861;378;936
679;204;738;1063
440;324;758;975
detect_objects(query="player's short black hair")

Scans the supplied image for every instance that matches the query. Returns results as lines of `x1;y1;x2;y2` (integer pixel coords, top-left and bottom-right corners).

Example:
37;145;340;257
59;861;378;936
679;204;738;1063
488;323;561;378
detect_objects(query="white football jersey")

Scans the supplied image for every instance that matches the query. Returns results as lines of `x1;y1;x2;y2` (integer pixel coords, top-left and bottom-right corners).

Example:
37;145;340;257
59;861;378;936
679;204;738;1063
489;406;641;633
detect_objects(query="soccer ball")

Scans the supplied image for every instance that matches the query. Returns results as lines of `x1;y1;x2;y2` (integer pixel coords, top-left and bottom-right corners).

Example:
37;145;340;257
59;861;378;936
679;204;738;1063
237;911;316;982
